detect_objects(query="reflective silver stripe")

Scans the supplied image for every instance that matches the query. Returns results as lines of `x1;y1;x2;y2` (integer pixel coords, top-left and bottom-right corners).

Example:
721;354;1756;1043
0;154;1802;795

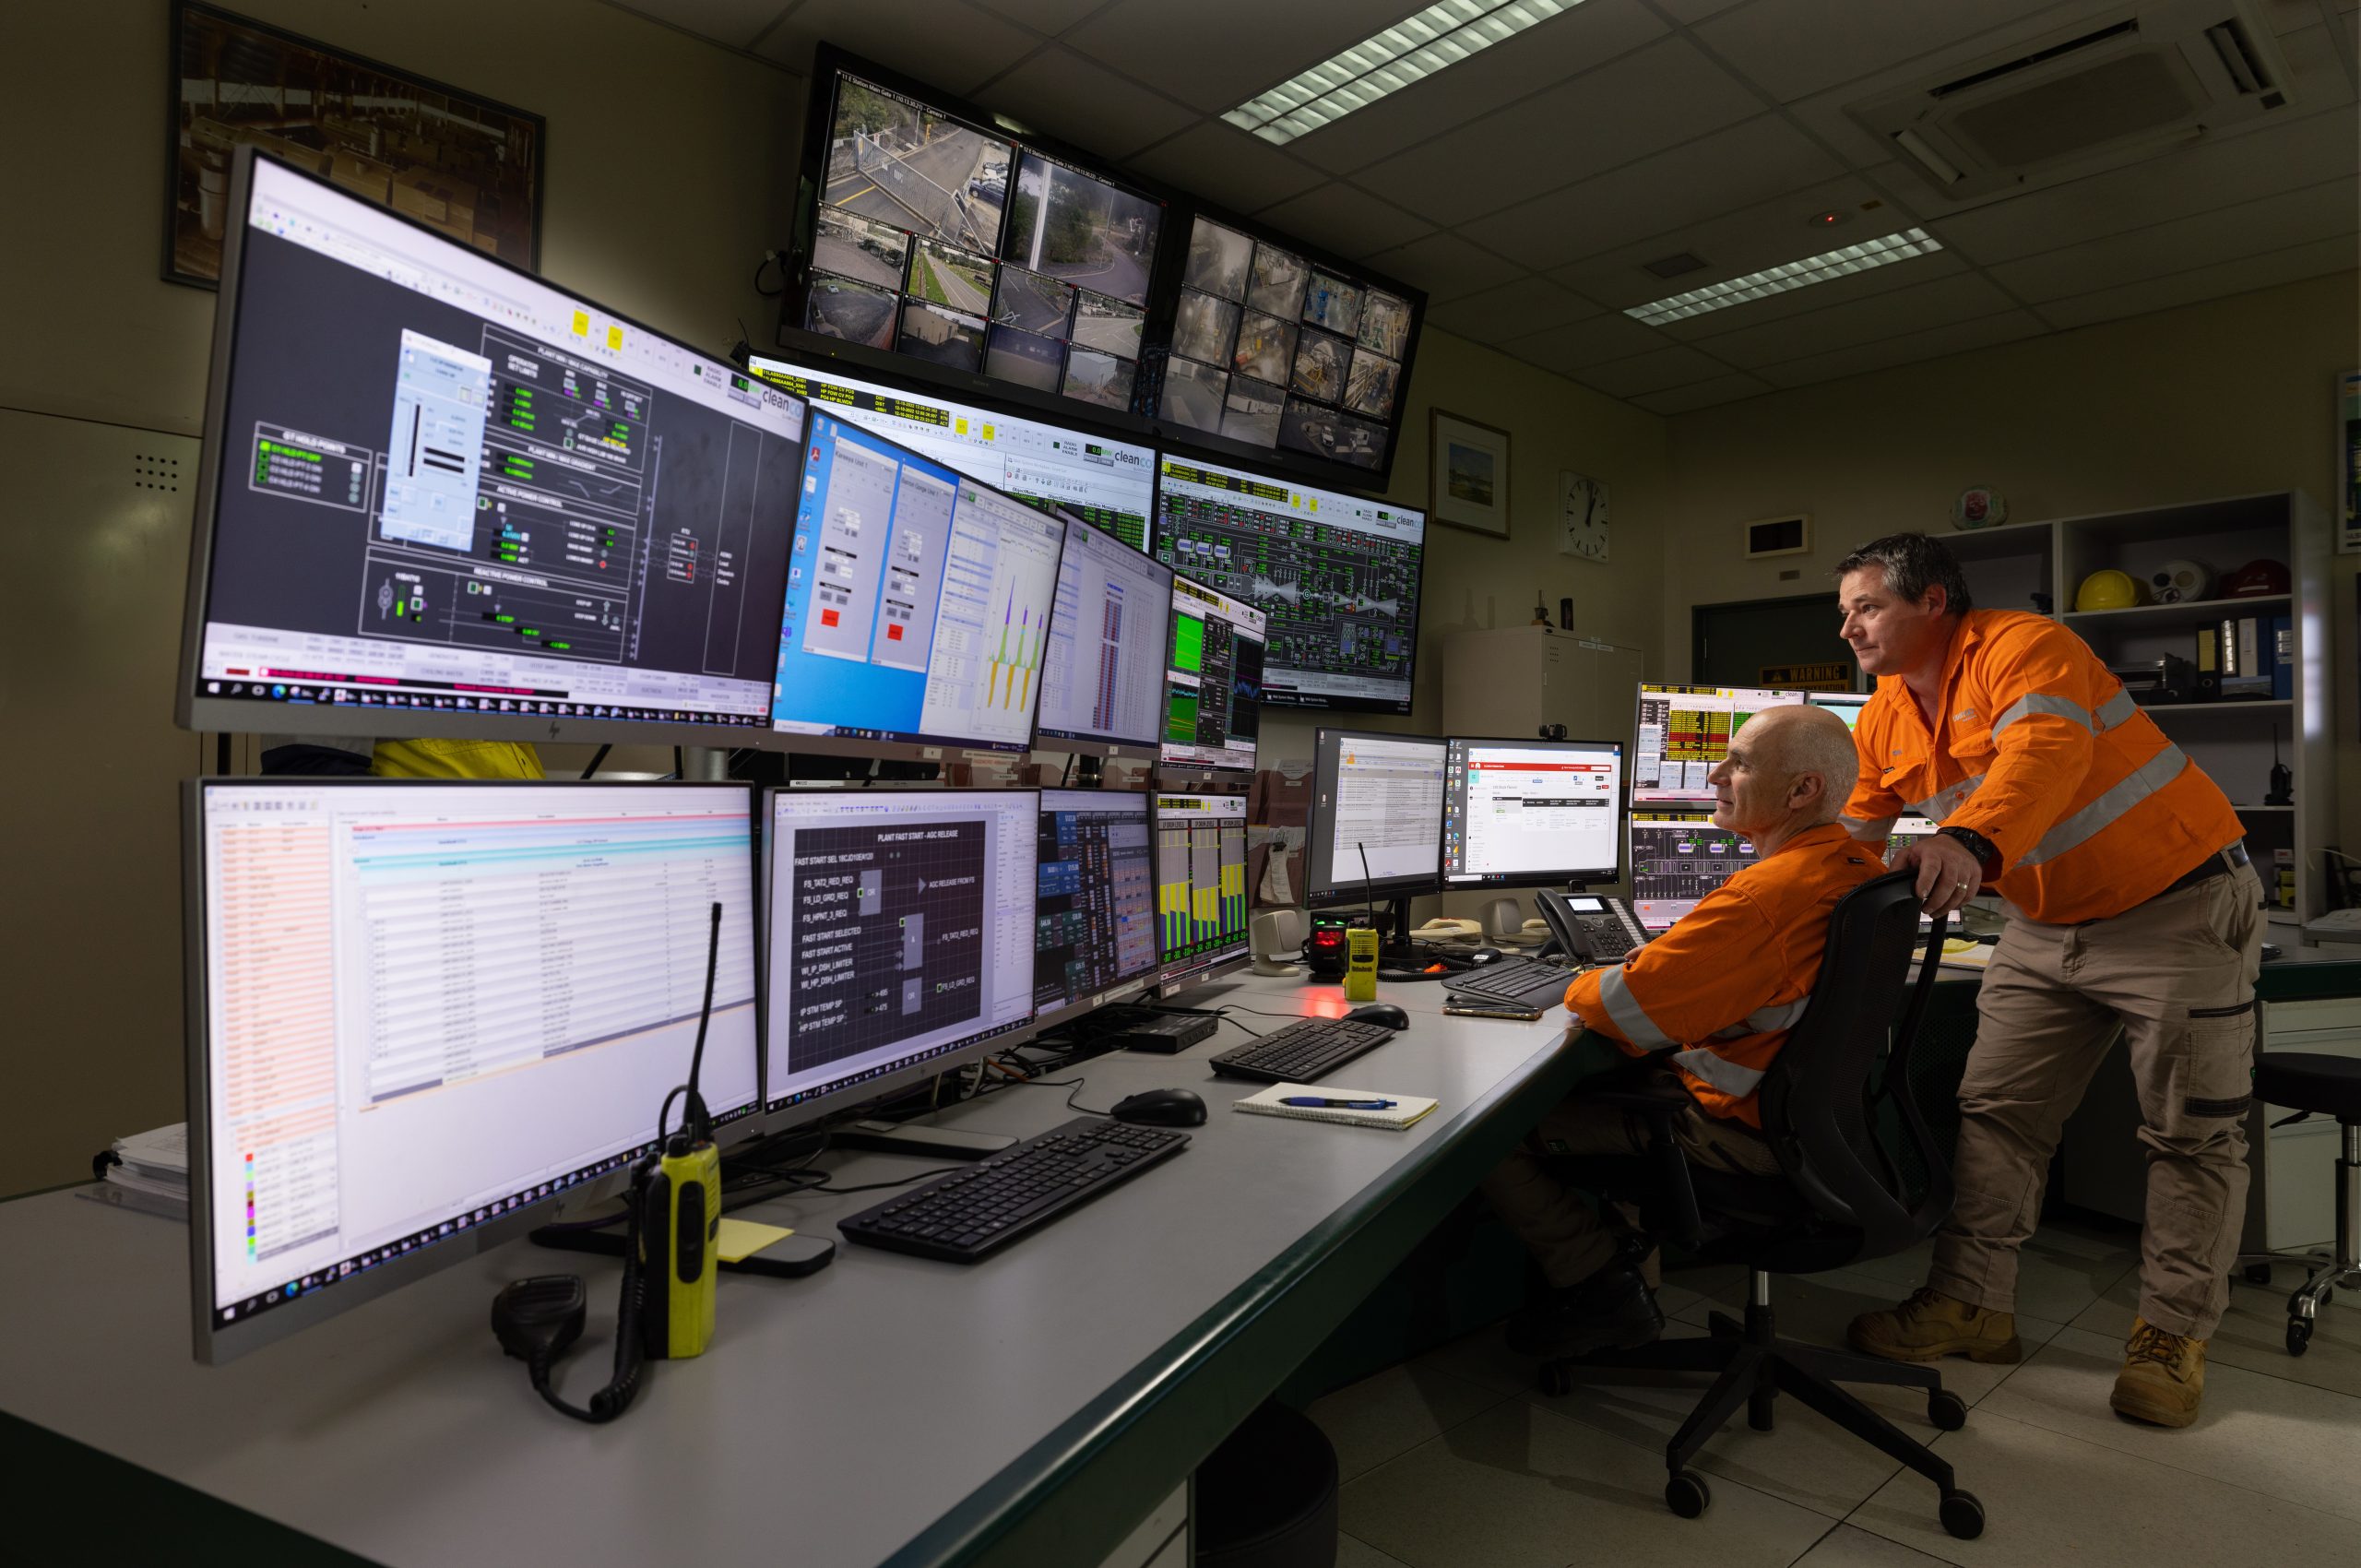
1595;964;1676;1048
1671;1048;1767;1098
2019;744;2190;868
1991;692;2093;739
1709;996;1813;1041
1906;773;1987;822
2095;689;2137;730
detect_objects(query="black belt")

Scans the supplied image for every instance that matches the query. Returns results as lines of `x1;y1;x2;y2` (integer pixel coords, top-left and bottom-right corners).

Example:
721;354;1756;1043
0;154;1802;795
2157;841;2249;899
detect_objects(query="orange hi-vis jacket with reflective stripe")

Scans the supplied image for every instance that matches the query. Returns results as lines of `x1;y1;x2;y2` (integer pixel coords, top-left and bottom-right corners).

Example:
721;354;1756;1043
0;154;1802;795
1842;610;2243;926
1566;822;1885;1127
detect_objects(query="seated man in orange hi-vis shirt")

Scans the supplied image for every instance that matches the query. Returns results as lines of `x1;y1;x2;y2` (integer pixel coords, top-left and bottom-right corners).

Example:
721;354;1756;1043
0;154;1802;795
1482;704;1884;1359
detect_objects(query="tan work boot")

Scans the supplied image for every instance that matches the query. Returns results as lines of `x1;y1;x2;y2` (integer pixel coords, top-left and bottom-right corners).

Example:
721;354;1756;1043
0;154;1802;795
2111;1316;2206;1428
1846;1287;2023;1363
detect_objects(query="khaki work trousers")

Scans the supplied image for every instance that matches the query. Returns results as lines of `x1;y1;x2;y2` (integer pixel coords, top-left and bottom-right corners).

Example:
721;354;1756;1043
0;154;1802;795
1930;861;2264;1339
1481;1070;1785;1289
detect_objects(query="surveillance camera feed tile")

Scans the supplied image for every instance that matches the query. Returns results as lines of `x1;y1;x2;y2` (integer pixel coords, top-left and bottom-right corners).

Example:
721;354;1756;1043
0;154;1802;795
1161;576;1266;772
797;68;1160;416
1154;456;1423;713
748;353;1155;551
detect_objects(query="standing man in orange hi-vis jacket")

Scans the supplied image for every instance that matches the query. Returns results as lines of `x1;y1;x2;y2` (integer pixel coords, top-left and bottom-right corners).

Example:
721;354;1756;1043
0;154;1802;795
1482;705;1883;1360
1833;533;2260;1431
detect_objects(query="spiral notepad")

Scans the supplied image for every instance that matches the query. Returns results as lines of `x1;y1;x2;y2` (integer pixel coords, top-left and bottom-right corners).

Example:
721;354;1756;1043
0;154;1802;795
1233;1083;1439;1130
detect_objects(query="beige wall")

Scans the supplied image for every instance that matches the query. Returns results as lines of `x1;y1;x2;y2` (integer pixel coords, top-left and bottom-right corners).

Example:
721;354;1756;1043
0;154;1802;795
1658;270;2361;848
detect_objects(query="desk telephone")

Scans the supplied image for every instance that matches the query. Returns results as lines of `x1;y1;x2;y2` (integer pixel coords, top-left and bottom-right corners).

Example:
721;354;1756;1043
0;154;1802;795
1535;891;1649;963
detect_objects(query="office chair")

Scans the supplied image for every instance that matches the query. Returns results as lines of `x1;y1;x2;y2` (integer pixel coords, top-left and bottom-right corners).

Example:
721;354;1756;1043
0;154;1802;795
2237;1053;2361;1357
1538;869;1985;1540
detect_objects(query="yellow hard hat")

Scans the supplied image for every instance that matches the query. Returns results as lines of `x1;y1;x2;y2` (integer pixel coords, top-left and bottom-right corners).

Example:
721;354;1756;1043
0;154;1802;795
2073;569;2145;612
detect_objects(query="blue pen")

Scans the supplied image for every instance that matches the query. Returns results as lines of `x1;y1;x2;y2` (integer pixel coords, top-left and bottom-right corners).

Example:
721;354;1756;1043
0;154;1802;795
1281;1097;1396;1110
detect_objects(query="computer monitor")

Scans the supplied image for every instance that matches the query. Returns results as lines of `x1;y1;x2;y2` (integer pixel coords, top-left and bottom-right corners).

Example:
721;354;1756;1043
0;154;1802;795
746;354;1157;551
185;779;762;1364
1160;575;1266;773
1807;690;1871;730
1151;455;1424;713
1631;684;1810;803
1441;736;1625;889
763;788;1038;1124
1304;728;1446;906
1034;788;1160;1021
1033;515;1175;759
1629;810;1757;932
1154;790;1251;992
769;412;1070;760
178;148;808;745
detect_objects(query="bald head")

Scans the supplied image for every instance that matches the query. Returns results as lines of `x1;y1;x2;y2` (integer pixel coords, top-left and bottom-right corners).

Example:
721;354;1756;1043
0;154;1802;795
1752;704;1861;826
1710;704;1860;849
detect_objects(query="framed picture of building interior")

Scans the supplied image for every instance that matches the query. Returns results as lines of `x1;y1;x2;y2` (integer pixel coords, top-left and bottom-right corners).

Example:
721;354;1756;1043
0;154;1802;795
165;1;545;288
1430;410;1510;538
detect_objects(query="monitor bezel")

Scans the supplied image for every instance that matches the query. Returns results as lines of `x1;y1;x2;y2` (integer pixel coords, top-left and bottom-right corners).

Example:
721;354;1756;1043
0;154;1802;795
1028;785;1162;1028
1030;515;1177;758
1440;732;1628;891
184;776;766;1366
1150;445;1427;716
758;784;1046;1130
1304;726;1446;907
175;148;808;752
1156;569;1267;773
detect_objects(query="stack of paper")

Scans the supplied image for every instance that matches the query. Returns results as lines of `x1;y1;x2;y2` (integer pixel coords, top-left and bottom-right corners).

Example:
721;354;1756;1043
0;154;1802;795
80;1123;189;1220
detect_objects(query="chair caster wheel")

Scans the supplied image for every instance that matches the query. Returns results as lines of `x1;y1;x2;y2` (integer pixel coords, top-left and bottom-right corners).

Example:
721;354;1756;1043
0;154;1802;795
1927;1389;1967;1431
2287;1320;2312;1357
2244;1263;2273;1285
1940;1489;1986;1540
1538;1361;1571;1397
1666;1469;1710;1519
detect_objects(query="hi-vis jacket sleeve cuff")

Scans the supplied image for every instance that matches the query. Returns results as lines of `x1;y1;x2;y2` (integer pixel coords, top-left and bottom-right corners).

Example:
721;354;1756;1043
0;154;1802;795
1566;967;1631;1047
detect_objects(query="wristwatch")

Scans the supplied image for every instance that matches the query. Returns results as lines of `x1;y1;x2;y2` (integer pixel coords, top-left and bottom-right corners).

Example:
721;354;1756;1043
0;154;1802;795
1937;826;2002;879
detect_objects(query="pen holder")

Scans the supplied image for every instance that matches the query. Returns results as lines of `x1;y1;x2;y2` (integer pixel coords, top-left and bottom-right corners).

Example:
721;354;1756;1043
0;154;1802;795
1344;927;1378;1003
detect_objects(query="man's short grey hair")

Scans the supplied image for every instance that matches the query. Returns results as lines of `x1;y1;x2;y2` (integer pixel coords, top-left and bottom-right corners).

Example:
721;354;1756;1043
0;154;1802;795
1768;706;1862;826
1833;532;1974;615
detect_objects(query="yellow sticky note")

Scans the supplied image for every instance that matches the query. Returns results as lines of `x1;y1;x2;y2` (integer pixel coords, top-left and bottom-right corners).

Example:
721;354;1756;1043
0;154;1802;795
717;1218;795;1263
607;325;623;350
571;310;588;337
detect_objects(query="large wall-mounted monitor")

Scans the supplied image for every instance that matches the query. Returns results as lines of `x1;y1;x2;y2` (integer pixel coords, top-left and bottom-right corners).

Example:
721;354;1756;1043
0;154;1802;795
783;53;1168;426
1441;736;1625;889
1631;684;1809;804
747;353;1156;552
185;779;762;1364
1152;456;1423;713
768;411;1069;760
178;149;808;747
1035;515;1175;759
1305;729;1446;907
1159;575;1265;774
1154;789;1250;993
763;788;1038;1126
1034;788;1160;1022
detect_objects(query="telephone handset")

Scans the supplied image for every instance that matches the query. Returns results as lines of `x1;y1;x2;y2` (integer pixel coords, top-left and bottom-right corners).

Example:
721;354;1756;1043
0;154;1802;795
1534;890;1649;964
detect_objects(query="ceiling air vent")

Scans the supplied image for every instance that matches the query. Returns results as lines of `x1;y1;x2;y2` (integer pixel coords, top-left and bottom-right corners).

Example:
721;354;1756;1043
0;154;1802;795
1643;251;1711;279
1847;0;2294;202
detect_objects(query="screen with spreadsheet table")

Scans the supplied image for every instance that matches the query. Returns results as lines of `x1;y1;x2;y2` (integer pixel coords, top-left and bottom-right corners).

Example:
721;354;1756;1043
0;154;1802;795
1441;737;1623;887
1035;789;1158;1016
1154;790;1249;986
1305;728;1445;903
188;780;759;1361
1631;684;1809;802
1033;514;1174;754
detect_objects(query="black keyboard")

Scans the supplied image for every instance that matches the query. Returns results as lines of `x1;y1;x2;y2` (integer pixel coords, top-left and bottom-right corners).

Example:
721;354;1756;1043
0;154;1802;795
837;1116;1187;1262
1209;1017;1397;1084
1442;956;1576;1010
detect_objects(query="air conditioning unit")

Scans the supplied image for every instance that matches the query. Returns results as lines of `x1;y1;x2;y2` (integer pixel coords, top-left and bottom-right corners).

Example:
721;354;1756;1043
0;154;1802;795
1847;0;2295;201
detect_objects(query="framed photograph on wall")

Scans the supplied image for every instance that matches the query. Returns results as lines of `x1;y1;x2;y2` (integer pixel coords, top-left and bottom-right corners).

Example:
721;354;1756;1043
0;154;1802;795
1430;410;1510;538
166;1;545;288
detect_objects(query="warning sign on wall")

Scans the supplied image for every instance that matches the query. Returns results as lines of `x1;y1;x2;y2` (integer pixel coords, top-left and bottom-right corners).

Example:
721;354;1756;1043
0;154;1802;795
1760;661;1854;692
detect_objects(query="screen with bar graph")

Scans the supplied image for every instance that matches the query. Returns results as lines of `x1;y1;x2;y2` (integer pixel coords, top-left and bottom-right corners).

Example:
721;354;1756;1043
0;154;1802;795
769;410;1069;760
1154;790;1249;991
1034;514;1174;755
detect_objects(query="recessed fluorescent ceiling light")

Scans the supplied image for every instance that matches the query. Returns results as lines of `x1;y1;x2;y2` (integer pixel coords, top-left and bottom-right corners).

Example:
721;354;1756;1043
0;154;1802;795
1622;230;1943;326
1222;0;1578;145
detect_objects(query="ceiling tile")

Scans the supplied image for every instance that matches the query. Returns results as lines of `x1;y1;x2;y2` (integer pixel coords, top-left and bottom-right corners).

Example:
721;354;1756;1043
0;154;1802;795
1632;372;1775;414
614;0;800;50
1690;270;2018;368
1460;114;1842;269
753;0;1038;91
1125;121;1326;211
1424;280;1596;343
1063;0;1425;113
2261;0;2327;30
1498;310;1669;370
1755;308;2045;387
969;0;1105;32
1692;0;2076;104
1568;343;1736;398
1286;0;1671;174
1360;232;1525;302
1253;183;1433;258
1654;0;1753;21
1351;37;1763;228
1990;181;2359;302
977;46;1198;160
1639;247;1971;340
2038;233;2359;327
1546;174;1914;308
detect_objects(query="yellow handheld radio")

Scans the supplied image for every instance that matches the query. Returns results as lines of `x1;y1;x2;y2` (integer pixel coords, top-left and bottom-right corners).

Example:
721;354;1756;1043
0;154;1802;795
638;902;725;1360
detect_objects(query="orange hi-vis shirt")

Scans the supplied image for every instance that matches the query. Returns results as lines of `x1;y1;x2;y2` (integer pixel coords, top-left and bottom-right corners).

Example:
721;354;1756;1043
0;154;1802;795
1567;822;1884;1126
1843;610;2243;926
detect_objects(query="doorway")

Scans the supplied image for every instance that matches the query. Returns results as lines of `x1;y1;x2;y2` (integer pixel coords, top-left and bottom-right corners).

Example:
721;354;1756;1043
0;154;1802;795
1691;593;1861;691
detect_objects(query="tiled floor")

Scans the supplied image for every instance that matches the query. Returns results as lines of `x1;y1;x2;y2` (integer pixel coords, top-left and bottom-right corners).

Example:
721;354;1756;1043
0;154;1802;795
1307;1219;2361;1568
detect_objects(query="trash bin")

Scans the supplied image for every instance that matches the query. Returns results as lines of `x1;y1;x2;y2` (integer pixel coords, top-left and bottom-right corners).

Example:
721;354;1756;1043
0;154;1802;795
1194;1400;1338;1568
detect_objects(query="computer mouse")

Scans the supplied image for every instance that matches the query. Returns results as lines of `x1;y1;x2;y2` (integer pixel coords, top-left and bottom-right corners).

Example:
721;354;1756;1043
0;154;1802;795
1344;1003;1410;1030
1467;947;1505;966
1109;1087;1208;1127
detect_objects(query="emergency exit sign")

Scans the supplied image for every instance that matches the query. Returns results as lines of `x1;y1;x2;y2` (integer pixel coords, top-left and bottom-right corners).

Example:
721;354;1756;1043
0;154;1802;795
1761;661;1852;691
